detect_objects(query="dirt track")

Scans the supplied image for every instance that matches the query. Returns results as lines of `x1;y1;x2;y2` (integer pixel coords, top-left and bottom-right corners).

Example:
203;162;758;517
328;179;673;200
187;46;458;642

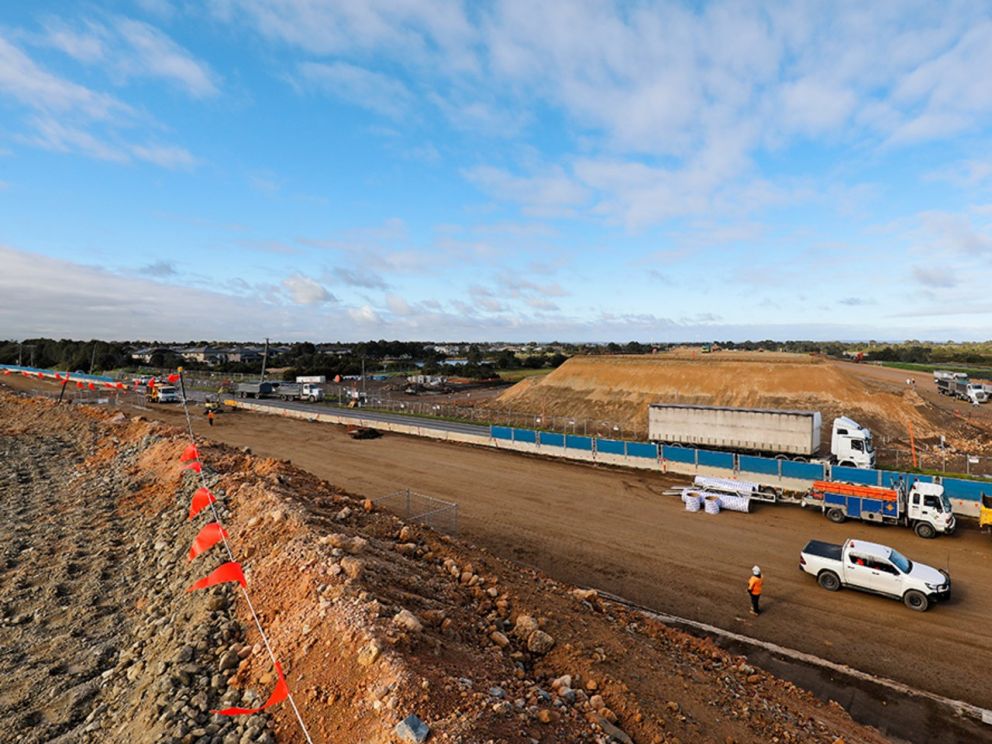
106;396;992;717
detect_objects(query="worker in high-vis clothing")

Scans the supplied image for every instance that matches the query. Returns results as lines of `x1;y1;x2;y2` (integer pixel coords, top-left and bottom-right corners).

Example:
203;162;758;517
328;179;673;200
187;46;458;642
747;566;763;615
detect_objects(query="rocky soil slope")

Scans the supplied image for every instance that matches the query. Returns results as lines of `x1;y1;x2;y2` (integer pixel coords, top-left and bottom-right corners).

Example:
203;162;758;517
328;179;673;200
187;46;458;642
0;388;890;743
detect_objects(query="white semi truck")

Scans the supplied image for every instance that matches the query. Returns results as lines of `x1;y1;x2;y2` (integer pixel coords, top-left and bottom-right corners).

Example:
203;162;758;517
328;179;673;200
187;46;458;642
648;404;875;468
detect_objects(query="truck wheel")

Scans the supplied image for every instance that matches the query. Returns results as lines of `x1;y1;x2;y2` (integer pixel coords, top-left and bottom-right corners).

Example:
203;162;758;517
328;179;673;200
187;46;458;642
914;522;937;539
817;571;841;591
903;590;930;612
826;508;846;524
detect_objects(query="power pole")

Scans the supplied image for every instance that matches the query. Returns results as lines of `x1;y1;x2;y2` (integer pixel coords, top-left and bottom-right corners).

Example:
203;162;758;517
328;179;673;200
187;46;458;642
89;343;98;374
361;357;366;396
260;338;269;382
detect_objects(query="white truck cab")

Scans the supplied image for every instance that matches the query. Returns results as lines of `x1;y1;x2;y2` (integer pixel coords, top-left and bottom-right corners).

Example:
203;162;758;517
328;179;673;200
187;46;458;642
907;482;955;536
800;538;951;611
153;385;180;403
830;416;875;468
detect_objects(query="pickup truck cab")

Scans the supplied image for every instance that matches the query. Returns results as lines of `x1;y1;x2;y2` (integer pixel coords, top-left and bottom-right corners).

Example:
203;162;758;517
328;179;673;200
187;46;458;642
800;538;950;611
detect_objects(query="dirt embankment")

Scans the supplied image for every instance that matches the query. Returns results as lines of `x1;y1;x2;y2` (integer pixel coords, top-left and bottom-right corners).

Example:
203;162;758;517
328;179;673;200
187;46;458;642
0;388;891;743
493;353;992;453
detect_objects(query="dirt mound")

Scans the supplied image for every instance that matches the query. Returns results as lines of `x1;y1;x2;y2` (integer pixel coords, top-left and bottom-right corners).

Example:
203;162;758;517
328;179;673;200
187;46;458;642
0;389;889;743
493;353;949;447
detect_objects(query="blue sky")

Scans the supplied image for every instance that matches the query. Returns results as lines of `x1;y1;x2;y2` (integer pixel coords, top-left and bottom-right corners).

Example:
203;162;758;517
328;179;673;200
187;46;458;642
1;1;992;342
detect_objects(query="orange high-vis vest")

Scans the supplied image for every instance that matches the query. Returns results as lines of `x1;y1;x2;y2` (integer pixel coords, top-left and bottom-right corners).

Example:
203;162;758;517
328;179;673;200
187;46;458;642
748;576;763;595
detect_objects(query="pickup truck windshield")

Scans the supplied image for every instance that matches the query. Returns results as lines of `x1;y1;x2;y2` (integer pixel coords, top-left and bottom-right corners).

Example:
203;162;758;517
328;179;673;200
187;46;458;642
889;548;911;573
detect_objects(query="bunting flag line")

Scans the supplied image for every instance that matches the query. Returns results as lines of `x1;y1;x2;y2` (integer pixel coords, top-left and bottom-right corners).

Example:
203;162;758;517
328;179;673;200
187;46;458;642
76;381;84;389
36;372;44;379
88;382;97;391
189;522;229;561
187;561;246;592
212;663;288;716
180;444;200;462
183;461;203;474
167;373;180;384
189;487;217;519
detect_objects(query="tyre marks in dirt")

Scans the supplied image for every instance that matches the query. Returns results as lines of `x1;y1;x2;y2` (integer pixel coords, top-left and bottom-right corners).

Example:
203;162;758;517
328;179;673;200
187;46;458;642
0;435;126;743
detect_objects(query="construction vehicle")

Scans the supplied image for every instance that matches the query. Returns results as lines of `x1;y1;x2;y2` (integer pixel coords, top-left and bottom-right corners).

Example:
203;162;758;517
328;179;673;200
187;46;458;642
648;405;876;468
804;479;955;538
274;382;324;402
347;425;380;439
148;384;180;404
981;494;992;536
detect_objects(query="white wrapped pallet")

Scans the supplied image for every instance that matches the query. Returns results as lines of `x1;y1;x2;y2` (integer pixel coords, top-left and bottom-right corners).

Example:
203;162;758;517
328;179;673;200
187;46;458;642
683;491;702;512
703;495;721;515
717;494;751;513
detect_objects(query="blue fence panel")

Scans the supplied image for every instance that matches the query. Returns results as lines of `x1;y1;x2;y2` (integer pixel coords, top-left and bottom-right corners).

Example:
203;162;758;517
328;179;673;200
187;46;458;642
565;435;593;451
627;442;658;459
831;466;880;486
781;460;826;481
697;450;734;470
491;426;513;440
942;477;989;503
539;431;565;447
738;455;780;476
597;438;626;455
662;445;696;463
512;428;537;444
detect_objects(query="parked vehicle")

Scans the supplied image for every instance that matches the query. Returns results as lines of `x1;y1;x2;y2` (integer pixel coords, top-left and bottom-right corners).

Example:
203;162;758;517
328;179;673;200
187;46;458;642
799;538;950;611
647;404;875;468
274;382;324;402
980;494;992;537
148;384;180;404
804;479;955;538
934;371;987;404
347;425;380;439
235;382;276;399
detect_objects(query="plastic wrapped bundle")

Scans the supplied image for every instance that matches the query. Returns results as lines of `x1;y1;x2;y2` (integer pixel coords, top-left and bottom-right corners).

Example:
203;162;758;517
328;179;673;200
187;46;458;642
683;491;702;512
703;495;721;515
694;475;759;495
717;494;751;513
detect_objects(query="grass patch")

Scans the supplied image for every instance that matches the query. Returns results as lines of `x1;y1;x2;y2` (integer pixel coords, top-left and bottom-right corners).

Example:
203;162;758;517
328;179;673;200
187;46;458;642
498;368;553;382
879;361;992;379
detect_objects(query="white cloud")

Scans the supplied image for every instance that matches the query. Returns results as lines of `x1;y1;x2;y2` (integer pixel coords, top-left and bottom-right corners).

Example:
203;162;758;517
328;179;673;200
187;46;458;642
911;265;958;288
347;304;381;324
282;274;336;304
113;17;219;97
299;61;411;118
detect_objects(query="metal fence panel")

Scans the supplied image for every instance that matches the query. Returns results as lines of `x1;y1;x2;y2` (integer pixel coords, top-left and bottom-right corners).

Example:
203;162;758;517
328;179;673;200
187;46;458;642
597;438;625;455
566;435;593;451
512;428;537;443
491;426;513;440
697;450;734;469
663;445;696;463
627;442;658;459
781;460;825;481
539;431;565;447
831;466;880;486
738;455;779;476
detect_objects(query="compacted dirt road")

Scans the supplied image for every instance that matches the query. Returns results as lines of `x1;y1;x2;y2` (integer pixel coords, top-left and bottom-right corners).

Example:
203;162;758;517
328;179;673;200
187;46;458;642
110;397;992;715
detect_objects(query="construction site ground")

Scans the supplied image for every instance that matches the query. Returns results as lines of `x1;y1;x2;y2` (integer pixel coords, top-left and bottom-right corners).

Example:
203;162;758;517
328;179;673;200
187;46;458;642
0;385;900;744
5;374;988;741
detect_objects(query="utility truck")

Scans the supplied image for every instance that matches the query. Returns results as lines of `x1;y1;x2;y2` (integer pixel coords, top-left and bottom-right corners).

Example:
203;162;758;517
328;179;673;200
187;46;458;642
273;382;324;402
799;538;950;611
804;479;955;538
647;404;875;468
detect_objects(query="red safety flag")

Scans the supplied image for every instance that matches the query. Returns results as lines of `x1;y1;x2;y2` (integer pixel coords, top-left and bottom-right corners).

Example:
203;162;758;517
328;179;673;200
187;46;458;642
184;461;203;474
168;373;180;384
213;662;288;716
189;522;228;560
149;378;157;387
189;487;216;519
22;371;30;377
187;561;246;592
180;444;200;462
2;369;10;375
116;382;126;390
36;372;44;379
104;382;116;389
88;382;96;391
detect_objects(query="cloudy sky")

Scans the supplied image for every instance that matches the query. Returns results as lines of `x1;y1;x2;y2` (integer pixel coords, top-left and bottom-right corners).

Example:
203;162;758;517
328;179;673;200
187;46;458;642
2;1;992;342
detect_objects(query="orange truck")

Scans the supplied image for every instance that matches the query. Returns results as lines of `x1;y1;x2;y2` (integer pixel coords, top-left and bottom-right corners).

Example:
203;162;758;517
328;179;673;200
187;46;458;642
804;479;956;539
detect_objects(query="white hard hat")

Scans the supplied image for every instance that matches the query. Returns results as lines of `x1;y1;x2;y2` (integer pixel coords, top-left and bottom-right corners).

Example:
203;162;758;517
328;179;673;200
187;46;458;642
752;565;761;576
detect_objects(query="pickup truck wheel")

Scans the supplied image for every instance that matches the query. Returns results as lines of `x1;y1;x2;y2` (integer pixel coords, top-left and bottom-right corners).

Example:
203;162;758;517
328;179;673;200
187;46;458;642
817;571;841;591
914;522;937;539
903;590;930;612
826;508;846;524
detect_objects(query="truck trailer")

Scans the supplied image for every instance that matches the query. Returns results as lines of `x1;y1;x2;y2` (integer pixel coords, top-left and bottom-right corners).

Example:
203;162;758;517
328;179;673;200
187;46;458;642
647;404;875;468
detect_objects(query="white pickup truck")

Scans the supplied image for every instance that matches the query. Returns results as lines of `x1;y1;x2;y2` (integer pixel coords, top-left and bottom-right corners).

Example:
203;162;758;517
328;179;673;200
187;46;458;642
800;538;951;612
